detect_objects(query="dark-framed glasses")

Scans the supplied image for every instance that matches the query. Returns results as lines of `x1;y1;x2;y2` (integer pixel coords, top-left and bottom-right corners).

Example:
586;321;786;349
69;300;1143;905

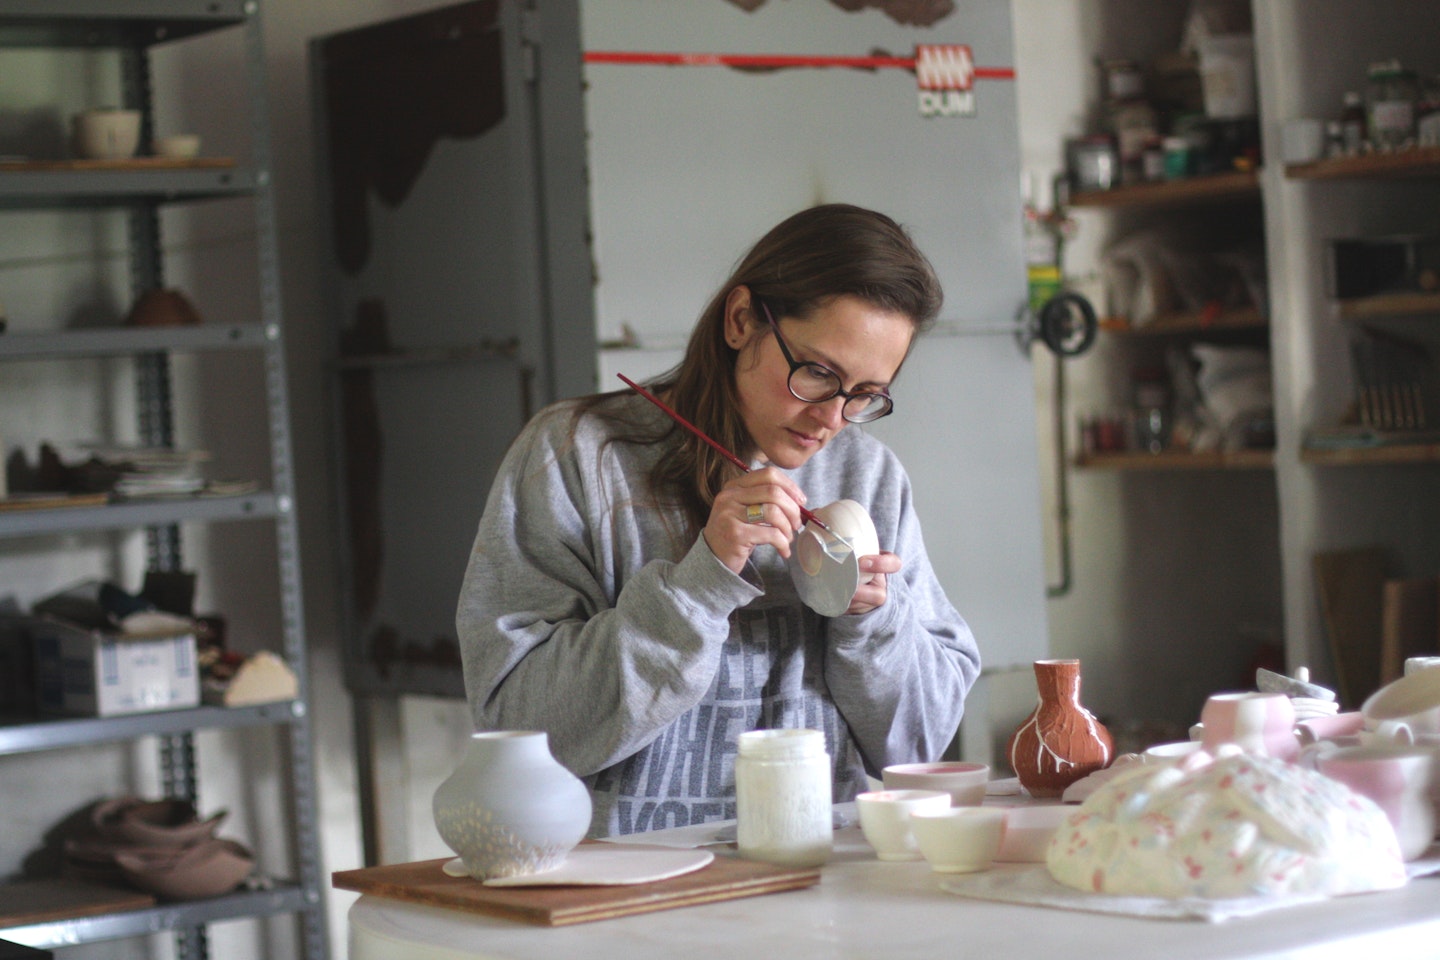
757;299;894;423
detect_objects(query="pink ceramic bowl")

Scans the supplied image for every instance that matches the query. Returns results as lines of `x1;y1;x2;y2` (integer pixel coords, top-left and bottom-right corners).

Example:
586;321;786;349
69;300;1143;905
882;762;990;806
114;838;254;900
995;804;1071;863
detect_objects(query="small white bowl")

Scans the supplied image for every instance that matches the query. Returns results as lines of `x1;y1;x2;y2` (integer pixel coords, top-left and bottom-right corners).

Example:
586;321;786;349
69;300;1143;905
911;807;1005;873
153;134;201;159
882;761;989;806
1141;740;1206;766
855;789;950;861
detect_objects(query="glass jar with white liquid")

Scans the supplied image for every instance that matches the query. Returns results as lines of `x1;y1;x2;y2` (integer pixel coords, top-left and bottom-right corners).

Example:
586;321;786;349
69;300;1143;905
735;728;832;867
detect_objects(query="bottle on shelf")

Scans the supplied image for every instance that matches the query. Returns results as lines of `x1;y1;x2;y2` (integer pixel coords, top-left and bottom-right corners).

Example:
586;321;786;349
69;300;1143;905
1340;90;1366;155
1324;120;1346;159
1417;76;1440;148
1366;60;1418;151
1132;370;1173;454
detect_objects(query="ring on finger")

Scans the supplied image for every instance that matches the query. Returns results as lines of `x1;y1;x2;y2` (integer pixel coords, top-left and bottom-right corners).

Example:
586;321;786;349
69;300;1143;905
745;502;765;524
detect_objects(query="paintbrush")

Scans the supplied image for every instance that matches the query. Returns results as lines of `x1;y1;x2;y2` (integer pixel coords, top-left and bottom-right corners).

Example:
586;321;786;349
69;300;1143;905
616;373;853;558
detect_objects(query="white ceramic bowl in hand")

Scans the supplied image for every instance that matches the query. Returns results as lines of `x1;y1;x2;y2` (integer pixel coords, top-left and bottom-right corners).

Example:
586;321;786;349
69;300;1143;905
882;761;989;806
911;807;1006;873
856;789;950;861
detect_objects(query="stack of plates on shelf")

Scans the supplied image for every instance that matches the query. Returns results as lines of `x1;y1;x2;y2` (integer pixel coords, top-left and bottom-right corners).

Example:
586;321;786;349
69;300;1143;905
83;446;210;499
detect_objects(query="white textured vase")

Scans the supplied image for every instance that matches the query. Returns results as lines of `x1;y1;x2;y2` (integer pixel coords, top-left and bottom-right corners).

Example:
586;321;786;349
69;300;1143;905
432;730;592;880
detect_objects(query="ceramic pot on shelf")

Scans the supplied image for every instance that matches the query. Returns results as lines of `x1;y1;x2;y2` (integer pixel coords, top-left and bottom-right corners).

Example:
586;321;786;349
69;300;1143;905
1006;659;1114;799
432;730;592;880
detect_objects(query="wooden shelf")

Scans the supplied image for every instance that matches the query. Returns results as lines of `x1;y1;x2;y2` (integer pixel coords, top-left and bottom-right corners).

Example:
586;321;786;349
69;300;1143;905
1101;305;1267;336
1075;449;1274;471
0;879;154;929
0;157;235;172
1286;145;1440;182
1068;170;1261;209
1302;442;1440;465
1337;292;1440;320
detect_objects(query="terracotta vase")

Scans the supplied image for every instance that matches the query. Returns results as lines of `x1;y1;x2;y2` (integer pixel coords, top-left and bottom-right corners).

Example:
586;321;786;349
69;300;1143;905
1006;659;1114;798
432;730;592;880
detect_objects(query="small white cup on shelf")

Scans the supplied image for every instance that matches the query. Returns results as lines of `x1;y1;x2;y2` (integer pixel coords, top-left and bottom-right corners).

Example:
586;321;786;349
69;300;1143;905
73;108;141;160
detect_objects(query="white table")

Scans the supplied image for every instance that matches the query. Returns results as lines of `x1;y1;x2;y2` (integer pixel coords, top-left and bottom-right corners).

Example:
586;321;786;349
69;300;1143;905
349;818;1440;960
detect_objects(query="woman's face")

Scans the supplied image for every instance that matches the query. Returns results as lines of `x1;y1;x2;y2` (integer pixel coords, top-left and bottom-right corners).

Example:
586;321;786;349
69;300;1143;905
726;287;914;469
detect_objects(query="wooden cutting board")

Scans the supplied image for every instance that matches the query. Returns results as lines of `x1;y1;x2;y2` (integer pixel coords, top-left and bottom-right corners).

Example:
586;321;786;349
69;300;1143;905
332;852;821;927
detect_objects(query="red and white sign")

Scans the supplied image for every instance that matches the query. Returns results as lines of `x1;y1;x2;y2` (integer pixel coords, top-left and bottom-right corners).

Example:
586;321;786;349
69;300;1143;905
915;44;975;118
583;45;1012;120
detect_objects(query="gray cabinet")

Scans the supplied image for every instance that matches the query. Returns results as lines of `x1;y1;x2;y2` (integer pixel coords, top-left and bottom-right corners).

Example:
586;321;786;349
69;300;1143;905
0;2;326;957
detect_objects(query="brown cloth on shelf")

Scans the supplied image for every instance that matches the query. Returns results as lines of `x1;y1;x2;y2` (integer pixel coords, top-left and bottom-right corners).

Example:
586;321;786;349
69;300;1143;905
124;288;201;327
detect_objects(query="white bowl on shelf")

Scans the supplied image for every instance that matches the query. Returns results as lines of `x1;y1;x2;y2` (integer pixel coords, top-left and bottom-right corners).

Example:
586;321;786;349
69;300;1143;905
153;134;202;160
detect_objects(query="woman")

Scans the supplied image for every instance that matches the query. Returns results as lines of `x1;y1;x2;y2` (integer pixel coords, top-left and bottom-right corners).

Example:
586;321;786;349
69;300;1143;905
457;203;980;836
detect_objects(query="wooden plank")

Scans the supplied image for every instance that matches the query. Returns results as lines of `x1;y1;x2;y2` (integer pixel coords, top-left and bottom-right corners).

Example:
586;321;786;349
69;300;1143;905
1315;547;1389;709
1285;145;1440;181
1074;449;1273;471
0;493;110;512
332;853;820;927
1338;292;1440;320
1101;305;1267;336
0;157;235;172
1068;169;1260;209
0;879;154;928
1380;576;1440;684
1302;443;1440;466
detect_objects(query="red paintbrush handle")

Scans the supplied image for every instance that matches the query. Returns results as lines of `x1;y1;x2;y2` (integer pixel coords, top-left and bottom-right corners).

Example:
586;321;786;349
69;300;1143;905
616;373;830;531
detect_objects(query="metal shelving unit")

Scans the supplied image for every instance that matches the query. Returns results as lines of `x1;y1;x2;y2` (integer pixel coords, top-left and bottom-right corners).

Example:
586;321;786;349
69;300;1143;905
0;1;328;957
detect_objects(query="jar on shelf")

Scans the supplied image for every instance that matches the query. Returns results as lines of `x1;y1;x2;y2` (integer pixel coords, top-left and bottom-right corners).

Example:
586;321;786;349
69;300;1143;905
1066;135;1119;193
735;728;833;868
1100;59;1145;102
1108;98;1159;184
1162;136;1192;180
1366;60;1418;151
1141;136;1166;181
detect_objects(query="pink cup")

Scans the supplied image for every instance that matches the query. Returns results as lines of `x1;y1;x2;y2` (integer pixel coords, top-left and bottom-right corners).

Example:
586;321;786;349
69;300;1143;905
1200;691;1299;762
1317;744;1435;860
995;804;1071;862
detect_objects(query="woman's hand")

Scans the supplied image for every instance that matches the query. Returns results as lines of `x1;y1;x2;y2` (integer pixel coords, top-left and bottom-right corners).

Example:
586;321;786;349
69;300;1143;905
703;467;808;574
846;551;902;615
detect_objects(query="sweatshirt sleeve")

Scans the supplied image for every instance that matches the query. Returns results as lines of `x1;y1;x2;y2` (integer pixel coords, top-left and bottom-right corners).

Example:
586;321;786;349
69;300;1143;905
820;457;981;775
455;407;760;777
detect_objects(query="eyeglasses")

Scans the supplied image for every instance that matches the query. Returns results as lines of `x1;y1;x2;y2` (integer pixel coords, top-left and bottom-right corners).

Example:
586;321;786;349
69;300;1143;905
757;299;894;423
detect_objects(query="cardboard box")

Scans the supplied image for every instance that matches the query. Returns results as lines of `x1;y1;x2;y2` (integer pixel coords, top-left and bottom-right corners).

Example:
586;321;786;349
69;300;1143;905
33;616;199;716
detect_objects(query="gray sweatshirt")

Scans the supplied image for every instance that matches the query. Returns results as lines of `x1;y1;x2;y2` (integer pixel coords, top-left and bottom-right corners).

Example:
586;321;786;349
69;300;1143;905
456;393;980;837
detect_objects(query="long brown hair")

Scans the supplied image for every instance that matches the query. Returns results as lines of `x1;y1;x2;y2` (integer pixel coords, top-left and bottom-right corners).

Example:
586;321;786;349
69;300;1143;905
586;203;942;535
